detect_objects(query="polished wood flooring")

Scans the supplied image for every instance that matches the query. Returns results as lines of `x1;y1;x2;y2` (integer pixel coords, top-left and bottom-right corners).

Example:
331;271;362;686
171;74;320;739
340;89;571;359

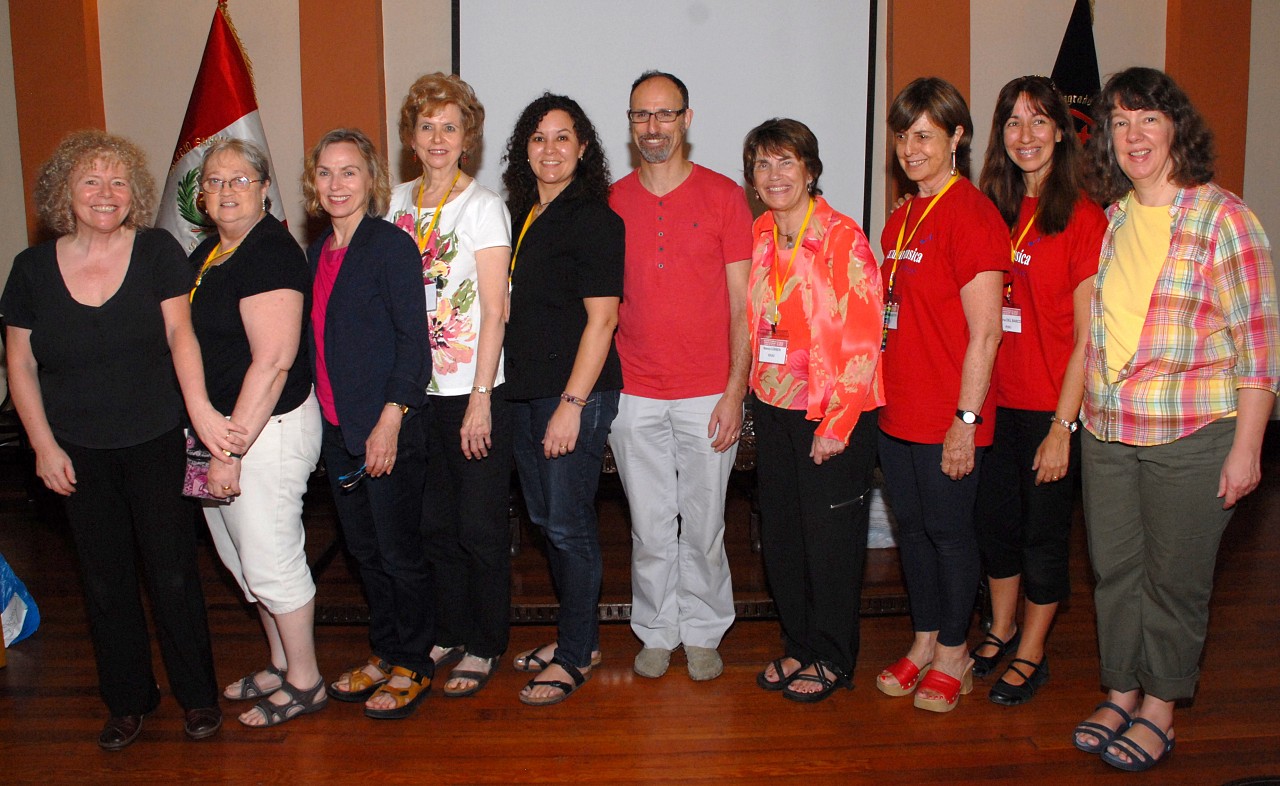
2;438;1279;784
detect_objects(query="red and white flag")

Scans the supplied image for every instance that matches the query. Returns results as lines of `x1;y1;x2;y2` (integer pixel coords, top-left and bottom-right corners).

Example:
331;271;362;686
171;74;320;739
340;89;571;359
156;0;285;253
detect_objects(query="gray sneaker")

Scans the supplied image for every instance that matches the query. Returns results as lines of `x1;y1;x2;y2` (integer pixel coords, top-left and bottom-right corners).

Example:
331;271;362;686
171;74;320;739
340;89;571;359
633;647;672;678
685;646;724;681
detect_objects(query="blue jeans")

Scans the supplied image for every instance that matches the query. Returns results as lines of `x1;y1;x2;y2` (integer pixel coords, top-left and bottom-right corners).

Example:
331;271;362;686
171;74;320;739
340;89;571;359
511;390;619;668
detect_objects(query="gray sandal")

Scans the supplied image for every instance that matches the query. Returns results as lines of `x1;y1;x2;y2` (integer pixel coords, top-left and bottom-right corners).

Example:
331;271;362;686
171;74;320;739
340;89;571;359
224;664;286;701
241;678;328;727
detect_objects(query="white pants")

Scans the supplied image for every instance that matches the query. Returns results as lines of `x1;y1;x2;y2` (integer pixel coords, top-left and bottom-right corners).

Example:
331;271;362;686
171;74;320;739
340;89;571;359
611;393;737;649
203;393;322;615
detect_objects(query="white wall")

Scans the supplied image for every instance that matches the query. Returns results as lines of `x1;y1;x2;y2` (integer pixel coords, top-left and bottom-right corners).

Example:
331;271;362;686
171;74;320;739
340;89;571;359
1246;0;1279;236
0;0;26;288
382;0;452;185
98;0;306;244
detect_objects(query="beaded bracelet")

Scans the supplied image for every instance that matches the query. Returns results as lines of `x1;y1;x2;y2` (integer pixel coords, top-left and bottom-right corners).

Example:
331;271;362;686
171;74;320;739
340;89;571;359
560;392;588;408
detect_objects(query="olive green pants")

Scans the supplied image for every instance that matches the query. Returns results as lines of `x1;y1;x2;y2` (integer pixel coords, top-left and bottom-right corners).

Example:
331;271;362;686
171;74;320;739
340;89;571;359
1081;420;1236;700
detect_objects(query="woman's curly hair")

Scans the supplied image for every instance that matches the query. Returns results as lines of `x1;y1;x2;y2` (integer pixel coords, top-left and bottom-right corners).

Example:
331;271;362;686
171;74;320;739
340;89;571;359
35;130;156;235
500;93;611;218
1087;67;1215;204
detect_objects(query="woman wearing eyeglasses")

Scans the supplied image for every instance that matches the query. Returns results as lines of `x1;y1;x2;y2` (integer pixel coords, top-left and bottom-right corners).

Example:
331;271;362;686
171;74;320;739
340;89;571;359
303;128;435;720
186;138;326;727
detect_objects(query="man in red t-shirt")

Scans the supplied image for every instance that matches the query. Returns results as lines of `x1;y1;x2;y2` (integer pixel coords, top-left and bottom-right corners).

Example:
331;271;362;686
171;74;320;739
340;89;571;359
609;71;754;682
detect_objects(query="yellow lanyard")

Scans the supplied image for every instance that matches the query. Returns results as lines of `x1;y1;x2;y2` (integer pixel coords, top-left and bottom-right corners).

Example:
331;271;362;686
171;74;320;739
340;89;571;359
881;174;958;350
189;242;236;302
768;198;815;327
1007;209;1038;303
508;204;540;284
414;169;461;257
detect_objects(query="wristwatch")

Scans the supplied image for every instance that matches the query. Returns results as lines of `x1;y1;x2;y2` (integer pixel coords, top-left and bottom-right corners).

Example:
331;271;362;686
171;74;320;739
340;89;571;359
1051;415;1079;433
386;402;409;415
955;409;983;425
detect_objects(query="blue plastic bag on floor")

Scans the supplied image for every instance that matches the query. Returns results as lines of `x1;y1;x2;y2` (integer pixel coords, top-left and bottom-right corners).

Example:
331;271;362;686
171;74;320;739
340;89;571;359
0;550;39;646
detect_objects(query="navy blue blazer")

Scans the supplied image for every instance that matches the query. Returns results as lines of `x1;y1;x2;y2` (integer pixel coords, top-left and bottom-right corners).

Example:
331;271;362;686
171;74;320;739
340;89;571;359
307;212;430;454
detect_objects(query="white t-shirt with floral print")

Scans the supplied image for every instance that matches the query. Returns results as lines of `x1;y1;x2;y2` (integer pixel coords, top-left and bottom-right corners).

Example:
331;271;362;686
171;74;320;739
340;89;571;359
387;178;512;395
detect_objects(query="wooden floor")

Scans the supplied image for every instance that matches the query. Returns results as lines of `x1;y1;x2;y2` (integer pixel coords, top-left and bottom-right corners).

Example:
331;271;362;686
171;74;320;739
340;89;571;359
2;437;1279;785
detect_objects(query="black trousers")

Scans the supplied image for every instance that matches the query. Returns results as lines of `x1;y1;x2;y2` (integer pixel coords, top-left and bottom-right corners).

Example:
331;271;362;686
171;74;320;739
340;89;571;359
61;427;219;717
754;399;879;676
421;391;514;659
974;407;1077;604
322;414;434;675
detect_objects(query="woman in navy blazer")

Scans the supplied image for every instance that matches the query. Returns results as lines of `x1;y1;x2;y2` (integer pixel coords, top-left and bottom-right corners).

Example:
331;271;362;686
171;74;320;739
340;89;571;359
301;128;435;720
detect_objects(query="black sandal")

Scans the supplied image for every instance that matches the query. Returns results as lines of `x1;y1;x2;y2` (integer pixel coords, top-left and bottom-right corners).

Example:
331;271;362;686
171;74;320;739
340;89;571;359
782;661;851;704
224;664;286;701
756;657;807;692
240;678;328;727
519;655;589;706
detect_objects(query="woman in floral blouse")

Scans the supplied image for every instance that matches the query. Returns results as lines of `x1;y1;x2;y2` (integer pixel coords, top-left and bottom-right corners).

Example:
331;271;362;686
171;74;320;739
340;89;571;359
386;73;513;697
743;118;884;703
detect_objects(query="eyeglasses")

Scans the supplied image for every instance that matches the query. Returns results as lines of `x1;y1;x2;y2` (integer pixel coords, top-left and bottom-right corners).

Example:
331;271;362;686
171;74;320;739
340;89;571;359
626;108;687;124
337;465;367;490
201;176;266;193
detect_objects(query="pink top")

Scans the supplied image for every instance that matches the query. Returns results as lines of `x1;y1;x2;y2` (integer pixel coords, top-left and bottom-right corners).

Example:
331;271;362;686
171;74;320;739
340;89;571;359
311;241;348;425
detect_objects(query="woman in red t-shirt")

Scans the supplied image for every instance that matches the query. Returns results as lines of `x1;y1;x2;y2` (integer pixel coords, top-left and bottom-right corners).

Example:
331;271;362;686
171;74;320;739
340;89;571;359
971;76;1105;707
875;78;1008;713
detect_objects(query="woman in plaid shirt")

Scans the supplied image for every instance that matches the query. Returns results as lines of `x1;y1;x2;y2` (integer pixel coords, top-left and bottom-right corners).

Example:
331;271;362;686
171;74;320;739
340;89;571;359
1072;67;1280;773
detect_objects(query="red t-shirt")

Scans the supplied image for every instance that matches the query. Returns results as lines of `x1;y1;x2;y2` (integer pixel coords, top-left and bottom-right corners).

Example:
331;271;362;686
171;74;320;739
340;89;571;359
311;241;348;425
610;164;754;399
879;178;1008;445
997;195;1106;410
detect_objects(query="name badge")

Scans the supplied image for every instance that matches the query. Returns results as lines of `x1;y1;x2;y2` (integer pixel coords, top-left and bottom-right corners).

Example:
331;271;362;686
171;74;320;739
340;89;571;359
1002;306;1022;333
885;302;900;330
426;282;439;313
758;329;789;364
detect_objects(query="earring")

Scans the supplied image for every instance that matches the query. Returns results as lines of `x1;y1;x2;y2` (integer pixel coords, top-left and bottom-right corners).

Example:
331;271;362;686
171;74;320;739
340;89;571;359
261;196;268;212
950;148;958;177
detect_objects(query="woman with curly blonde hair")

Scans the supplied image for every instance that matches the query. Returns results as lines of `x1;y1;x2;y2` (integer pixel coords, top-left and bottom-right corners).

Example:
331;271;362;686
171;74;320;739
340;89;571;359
2;130;227;749
386;73;514;697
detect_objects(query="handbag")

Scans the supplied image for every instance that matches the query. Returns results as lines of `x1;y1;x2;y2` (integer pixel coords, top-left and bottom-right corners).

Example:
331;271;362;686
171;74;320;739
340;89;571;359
182;431;222;501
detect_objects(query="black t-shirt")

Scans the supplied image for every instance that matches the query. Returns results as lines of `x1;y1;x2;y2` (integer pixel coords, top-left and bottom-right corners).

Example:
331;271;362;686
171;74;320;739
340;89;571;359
504;178;625;400
188;214;312;415
0;228;191;449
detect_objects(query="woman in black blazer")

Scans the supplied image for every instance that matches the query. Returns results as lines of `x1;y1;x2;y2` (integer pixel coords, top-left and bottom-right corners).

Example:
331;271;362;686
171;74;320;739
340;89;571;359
301;128;434;720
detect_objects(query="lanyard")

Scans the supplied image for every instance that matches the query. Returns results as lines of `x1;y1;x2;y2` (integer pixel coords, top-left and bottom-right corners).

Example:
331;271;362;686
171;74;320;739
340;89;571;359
768;198;816;328
414;169;461;258
189;242;236;302
508;205;540;283
881;174;958;350
1006;208;1038;304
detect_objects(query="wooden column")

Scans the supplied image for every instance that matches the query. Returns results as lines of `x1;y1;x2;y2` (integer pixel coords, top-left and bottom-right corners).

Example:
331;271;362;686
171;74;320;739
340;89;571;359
9;0;104;243
885;0;971;207
297;0;387;153
1166;0;1251;194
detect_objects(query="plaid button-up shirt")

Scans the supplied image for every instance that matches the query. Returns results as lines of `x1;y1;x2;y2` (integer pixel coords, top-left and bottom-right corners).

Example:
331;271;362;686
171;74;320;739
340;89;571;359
1083;183;1280;446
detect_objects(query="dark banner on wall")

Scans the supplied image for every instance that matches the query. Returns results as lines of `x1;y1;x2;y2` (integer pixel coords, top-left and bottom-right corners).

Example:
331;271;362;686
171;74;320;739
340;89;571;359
1050;0;1101;145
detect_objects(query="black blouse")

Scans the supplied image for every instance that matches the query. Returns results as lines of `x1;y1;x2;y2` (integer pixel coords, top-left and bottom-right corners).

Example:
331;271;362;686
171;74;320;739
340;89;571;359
0;228;191;449
503;177;625;401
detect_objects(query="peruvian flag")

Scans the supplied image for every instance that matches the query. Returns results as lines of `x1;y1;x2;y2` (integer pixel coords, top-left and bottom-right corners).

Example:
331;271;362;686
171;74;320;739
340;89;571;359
156;1;286;253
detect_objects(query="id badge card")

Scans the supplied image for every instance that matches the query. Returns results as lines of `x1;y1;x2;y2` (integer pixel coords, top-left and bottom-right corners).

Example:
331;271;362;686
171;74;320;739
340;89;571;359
885;302;900;330
426;282;440;313
758;328;789;364
1001;306;1022;334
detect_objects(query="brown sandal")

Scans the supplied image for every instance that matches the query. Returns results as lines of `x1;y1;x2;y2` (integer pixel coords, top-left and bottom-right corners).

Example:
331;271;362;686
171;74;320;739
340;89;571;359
329;656;392;703
364;666;431;719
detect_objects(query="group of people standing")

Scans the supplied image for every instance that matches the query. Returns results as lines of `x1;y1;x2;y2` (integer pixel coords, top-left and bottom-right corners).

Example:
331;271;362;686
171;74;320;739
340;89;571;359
3;63;1274;776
